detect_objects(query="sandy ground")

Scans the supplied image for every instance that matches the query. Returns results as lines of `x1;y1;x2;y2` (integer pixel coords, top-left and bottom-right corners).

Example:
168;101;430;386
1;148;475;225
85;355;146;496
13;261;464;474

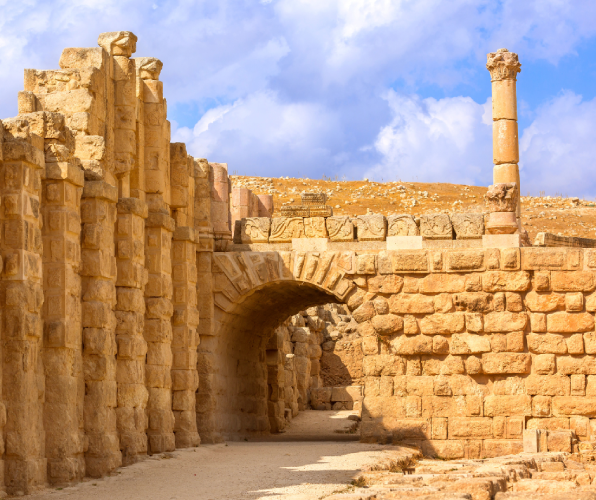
28;412;387;500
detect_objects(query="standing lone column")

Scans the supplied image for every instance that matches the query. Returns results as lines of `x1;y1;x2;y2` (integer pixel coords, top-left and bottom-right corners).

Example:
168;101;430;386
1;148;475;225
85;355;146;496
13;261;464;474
486;48;522;228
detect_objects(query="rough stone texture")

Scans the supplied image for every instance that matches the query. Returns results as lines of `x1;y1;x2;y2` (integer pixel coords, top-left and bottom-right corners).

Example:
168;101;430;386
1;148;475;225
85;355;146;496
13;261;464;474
387;214;419;236
420;214;453;240
451;213;485;239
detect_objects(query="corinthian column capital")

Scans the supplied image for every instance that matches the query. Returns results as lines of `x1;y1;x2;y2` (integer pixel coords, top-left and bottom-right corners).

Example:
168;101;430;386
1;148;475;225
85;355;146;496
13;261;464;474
486;48;521;81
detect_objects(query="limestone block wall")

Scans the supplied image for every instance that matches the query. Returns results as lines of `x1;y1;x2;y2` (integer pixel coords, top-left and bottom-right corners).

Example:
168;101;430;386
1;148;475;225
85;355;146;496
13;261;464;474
210;247;596;458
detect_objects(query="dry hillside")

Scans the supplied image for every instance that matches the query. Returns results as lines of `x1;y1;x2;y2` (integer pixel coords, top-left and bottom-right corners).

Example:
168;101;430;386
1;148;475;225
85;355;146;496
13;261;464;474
230;176;596;243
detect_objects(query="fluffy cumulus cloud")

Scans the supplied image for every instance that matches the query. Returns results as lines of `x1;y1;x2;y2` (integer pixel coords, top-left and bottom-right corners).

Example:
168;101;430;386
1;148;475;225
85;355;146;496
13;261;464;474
364;92;493;185
1;0;596;193
520;92;596;198
174;91;344;177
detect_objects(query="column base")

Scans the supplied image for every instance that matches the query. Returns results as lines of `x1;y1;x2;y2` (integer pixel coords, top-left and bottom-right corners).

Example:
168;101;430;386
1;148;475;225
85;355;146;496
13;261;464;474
482;234;521;248
148;433;176;454
175;431;201;448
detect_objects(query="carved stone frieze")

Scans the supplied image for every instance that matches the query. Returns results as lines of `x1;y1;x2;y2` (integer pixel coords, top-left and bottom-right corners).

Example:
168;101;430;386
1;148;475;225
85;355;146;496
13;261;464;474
387;214;419;236
419;214;453;240
451;213;485;240
326;216;354;242
354;214;387;241
269;217;305;242
304;217;328;238
240;217;271;243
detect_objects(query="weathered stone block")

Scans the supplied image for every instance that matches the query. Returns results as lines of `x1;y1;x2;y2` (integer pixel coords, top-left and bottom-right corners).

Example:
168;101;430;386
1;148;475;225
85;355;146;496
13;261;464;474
354;214;386;241
386;214;419;236
326;216;354;242
420;214;453;240
451;213;484;239
481;353;531;374
484;395;532;416
269;217;304;242
547;312;594;333
303;217;328;238
240;217;270;243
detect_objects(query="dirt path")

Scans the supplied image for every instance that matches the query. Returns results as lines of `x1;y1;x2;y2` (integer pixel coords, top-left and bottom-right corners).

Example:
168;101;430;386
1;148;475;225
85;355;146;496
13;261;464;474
28;412;388;500
28;442;391;500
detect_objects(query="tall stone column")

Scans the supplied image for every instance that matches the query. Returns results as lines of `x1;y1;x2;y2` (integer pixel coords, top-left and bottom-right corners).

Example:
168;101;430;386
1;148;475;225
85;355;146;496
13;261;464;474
486;48;522;226
0;116;46;494
144;212;175;454
80;181;121;477
41;113;86;485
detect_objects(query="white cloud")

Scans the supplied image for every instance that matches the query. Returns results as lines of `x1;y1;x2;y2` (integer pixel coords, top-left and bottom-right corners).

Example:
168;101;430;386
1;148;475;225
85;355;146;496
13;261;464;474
520;91;596;198
364;91;492;184
173;90;343;177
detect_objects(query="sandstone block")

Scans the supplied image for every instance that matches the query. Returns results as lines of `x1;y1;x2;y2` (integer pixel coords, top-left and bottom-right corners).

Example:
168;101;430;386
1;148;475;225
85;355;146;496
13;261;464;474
451;213;484;239
567;334;584;354
527;333;567;354
420;313;465;335
547;312;594;333
551;271;596;292
530;313;547;333
449;417;493;438
552;397;596;416
481;353;531;374
367;275;403;294
352;302;375;323
534;354;556;375
482;271;530;292
525;375;570;396
566;292;584;312
354;214;386;241
446;250;485;271
388;293;434;314
326;217;354;242
392;419;430;440
269;217;304;242
386;214;419;236
484;395;532;416
532;396;552;417
547;430;573;452
450;333;491;355
371;314;403;335
420;274;465;293
394;335;433;355
420;214;453;239
240;218;270;243
303;217;328;238
557;356;596;375
484;311;527;332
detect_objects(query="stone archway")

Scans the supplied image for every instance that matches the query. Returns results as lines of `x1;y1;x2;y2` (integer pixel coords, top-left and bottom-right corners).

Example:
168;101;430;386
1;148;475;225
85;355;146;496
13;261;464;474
200;251;357;441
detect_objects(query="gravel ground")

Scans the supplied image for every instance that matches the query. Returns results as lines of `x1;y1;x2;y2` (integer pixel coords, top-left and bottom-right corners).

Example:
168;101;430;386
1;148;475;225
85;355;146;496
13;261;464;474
28;412;389;500
28;442;391;500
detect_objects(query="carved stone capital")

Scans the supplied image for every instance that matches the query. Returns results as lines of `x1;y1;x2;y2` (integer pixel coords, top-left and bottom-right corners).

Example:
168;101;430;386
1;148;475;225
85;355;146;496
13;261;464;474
135;57;163;80
98;31;138;57
486;48;521;81
485;182;518;212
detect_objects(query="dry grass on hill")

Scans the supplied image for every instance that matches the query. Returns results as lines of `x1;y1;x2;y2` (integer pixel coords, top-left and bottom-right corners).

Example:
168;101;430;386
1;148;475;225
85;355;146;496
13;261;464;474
230;175;596;243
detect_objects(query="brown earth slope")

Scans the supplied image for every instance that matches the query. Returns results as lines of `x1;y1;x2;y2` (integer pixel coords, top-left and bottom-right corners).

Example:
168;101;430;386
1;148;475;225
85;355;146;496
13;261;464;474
231;176;596;243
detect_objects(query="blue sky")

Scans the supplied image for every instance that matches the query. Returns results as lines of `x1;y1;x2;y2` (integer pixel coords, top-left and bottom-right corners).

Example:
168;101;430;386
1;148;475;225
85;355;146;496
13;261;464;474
1;0;595;197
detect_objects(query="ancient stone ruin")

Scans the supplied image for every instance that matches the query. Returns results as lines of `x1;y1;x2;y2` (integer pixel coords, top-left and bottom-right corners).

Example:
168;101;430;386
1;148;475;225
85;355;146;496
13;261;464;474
1;31;595;495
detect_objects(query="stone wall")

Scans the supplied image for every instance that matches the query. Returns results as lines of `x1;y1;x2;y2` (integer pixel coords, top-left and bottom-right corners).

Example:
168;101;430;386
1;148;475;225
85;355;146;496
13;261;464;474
211;247;596;459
